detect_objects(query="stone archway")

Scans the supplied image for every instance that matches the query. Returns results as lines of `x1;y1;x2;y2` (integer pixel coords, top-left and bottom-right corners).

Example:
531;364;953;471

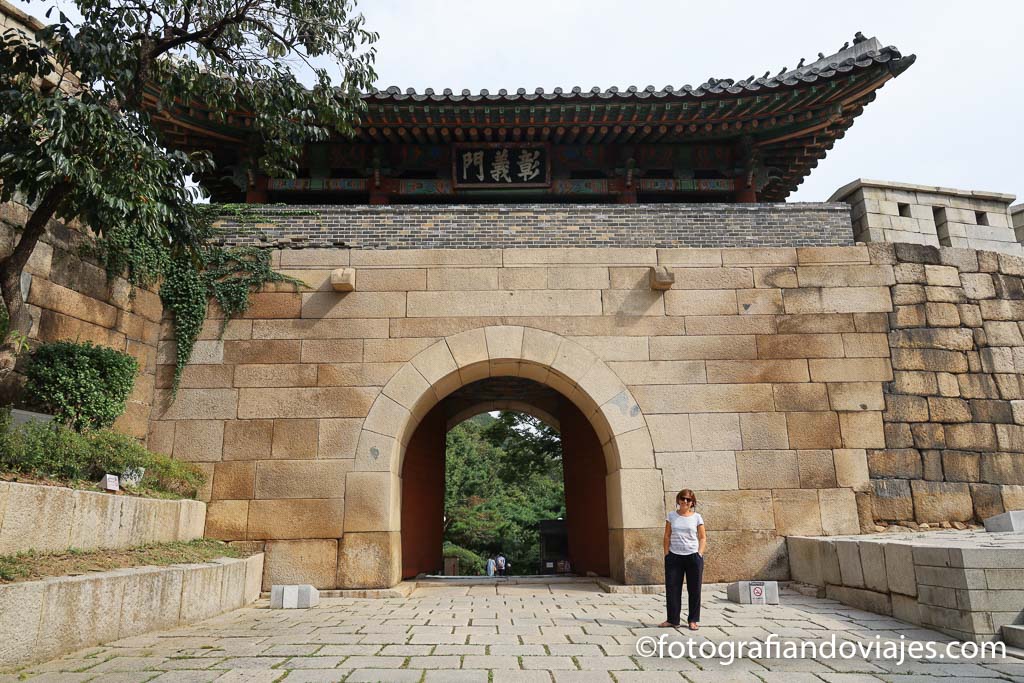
337;325;666;588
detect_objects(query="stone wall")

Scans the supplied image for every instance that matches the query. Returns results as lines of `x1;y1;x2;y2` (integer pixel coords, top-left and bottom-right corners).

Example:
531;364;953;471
149;243;894;588
871;243;1024;525
0;481;206;555
212;203;854;250
0;202;162;437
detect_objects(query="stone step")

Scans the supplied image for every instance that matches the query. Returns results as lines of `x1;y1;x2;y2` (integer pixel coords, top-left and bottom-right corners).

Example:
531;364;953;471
1003;624;1024;649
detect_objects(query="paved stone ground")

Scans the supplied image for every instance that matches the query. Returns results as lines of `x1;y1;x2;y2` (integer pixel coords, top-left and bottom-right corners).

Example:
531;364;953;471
8;583;1024;682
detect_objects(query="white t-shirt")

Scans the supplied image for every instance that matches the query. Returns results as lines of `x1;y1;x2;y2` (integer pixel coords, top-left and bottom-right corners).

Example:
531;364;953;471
666;511;704;555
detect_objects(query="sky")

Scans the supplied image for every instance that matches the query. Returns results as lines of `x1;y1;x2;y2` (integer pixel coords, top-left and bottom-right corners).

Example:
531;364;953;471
14;0;1024;203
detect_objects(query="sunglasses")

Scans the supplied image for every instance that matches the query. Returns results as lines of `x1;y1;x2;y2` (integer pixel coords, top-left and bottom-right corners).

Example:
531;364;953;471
679;497;694;503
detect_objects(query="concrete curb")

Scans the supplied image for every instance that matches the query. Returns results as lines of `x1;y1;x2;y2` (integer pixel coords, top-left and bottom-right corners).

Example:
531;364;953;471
0;552;262;672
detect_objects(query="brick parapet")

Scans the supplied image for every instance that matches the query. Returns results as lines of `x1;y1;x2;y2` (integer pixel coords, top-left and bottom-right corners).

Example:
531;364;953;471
212;202;854;250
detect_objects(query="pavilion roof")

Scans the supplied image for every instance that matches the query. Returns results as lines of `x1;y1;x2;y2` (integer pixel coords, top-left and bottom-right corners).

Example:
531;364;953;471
150;33;915;201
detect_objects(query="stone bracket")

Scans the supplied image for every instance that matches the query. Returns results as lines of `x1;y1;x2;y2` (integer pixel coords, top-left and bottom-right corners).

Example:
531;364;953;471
649;266;674;290
331;267;356;291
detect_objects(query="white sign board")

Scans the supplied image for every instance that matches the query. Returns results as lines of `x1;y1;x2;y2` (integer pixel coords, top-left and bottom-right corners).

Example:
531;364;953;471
749;581;766;605
101;474;120;492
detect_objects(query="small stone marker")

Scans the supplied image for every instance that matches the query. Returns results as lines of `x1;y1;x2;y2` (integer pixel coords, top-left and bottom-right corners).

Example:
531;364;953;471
726;580;779;605
984;510;1024;532
100;474;120;492
270;584;320;609
330;267;356;292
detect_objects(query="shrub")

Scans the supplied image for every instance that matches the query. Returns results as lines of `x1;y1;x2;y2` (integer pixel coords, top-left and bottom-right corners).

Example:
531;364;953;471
441;542;486;576
0;411;205;498
23;341;139;431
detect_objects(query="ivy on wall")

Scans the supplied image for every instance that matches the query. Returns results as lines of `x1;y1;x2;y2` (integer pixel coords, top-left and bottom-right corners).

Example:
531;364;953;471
93;205;302;394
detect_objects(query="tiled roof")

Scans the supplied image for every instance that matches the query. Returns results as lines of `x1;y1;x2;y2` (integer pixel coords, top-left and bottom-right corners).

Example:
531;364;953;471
364;38;913;103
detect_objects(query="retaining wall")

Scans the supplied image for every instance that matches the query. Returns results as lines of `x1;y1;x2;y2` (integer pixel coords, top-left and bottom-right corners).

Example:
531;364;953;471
788;531;1024;643
0;481;205;555
0;553;263;670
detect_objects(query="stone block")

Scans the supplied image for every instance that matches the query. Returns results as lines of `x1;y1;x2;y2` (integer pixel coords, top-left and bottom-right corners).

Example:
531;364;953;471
827;382;884;411
737;288;783;315
797;449;837;488
688;413;741;450
808;358;892;383
971;483;1004;521
819;488;860;535
223;340;301;364
237;386;376;419
839;411;885;449
702;530;788;583
786;537;823;585
698;490;774;531
607;360;705;386
891;348;968;373
0;580;44;668
318;418;362;459
35;573;126;663
117;566;184;640
344;471;400;532
927;397;972;423
739;412;789;449
354;267;426;291
911;423;945;450
270;584;321;608
754;266;798;288
706;359;808;383
1002;484;1024;510
884;543;917;596
256;459;350;498
893;370;938;395
942;451;979;482
264;540;338;589
885;422;914;448
606;469;665;529
223;419;273;460
649;334;756;360
664;289;735;316
756;333;844;359
726;580;780;604
248;499;345;539
772;383;829;411
645;414;691;452
772;489;822;535
0;482;74;554
983;509;1024;532
868;448;922;480
783;286;892;314
205;500;248;540
336;531;401;589
633;383;773;414
303;291;407;318
271;418;319;459
859;541;888;593
211;461;255;500
834;539;864;587
945;423;997;451
658;451;737;491
910;480;973;523
832;449;870;491
786;412;842;449
155;388;238;421
736;450;800;489
777;314;856;334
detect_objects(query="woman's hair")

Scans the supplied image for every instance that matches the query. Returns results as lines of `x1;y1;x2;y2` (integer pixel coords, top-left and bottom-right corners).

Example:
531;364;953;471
676;489;697;506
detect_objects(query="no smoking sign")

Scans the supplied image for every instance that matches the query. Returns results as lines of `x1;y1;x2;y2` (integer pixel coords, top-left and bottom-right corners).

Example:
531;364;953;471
749;581;766;605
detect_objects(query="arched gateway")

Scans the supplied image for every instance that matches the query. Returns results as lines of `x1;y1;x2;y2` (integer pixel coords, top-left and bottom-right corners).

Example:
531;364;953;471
338;326;665;588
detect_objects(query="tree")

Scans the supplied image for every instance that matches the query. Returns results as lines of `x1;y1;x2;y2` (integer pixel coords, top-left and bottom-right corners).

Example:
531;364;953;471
0;0;377;375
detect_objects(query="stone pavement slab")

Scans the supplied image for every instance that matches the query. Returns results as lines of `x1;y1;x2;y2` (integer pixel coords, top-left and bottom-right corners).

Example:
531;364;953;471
7;584;1023;681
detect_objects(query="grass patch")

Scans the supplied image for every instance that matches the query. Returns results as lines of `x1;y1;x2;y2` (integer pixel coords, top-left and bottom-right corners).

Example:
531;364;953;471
0;409;205;499
0;539;247;584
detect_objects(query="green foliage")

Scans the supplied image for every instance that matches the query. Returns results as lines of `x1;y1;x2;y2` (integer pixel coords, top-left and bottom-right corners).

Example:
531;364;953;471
23;341;138;431
441;542;486;576
443;413;566;575
0;0;376;347
0;410;205;498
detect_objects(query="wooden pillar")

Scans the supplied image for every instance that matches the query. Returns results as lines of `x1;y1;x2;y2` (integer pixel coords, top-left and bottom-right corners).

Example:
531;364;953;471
245;175;268;203
735;174;758;203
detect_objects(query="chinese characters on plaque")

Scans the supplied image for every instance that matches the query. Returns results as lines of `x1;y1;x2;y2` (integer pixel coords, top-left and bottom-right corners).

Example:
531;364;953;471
453;144;549;187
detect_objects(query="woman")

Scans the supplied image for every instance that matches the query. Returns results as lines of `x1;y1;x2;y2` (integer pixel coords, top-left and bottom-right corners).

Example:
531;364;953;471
660;488;706;630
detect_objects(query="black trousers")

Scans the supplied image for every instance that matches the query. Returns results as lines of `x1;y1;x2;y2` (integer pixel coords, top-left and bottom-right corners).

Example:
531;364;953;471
665;551;703;625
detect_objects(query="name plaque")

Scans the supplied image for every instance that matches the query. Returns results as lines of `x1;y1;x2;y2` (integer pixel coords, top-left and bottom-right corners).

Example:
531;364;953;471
453;143;550;188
